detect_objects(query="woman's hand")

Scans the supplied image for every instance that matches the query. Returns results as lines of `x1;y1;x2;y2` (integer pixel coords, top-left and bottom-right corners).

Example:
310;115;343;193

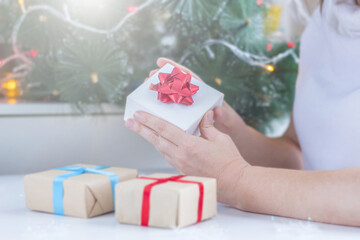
145;57;203;83
124;110;249;194
147;58;248;139
213;101;248;138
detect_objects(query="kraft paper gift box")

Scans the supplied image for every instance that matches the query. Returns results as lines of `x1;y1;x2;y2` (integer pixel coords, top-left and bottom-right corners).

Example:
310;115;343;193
124;63;224;136
115;173;217;228
24;164;138;218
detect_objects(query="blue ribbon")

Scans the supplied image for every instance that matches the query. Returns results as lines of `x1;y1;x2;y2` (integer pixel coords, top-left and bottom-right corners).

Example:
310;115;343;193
52;165;119;216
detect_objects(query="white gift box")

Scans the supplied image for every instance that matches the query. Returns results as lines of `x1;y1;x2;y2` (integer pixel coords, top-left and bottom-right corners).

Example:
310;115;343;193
124;63;224;136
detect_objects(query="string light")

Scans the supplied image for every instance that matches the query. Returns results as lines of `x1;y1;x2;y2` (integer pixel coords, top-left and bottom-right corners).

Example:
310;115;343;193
1;0;155;74
39;15;47;22
6;90;20;98
0;0;299;104
266;43;272;51
29;50;37;57
91;72;99;84
6;0;298;70
214;77;222;85
2;79;18;91
2;79;20;99
127;6;138;13
52;90;60;96
0;54;29;71
191;39;297;68
287;41;296;48
265;64;275;72
7;99;17;105
18;0;26;14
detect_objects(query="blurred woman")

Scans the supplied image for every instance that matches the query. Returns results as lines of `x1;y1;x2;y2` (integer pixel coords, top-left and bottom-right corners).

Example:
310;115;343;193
125;0;360;226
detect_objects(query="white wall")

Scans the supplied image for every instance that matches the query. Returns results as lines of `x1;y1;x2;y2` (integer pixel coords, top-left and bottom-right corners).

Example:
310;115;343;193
0;102;289;175
0;107;172;174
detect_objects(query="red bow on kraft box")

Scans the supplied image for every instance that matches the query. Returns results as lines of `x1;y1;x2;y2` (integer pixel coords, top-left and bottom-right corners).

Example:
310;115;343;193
149;67;199;105
138;175;204;227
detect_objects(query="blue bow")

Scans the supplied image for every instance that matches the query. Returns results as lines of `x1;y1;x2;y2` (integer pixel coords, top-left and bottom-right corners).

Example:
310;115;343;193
53;165;119;216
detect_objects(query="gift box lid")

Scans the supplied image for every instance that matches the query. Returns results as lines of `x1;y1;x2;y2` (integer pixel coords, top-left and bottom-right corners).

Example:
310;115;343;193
124;63;224;135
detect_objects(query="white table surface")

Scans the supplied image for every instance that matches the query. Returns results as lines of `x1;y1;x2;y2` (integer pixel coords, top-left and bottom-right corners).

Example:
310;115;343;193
1;175;359;240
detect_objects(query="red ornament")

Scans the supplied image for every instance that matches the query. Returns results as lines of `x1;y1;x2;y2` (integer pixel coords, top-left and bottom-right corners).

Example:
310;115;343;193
29;50;38;57
150;67;199;105
287;42;296;48
256;0;263;6
127;6;138;13
266;43;272;51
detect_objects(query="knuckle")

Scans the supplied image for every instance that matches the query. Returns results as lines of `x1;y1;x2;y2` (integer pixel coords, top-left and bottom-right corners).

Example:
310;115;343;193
149;132;160;146
140;113;149;123
157;122;167;134
133;122;142;134
157;137;167;150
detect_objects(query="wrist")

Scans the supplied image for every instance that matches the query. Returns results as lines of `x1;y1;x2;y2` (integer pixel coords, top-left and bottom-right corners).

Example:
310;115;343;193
216;159;251;207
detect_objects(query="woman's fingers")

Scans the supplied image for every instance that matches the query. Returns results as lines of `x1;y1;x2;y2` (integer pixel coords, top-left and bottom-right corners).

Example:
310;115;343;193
157;57;182;69
144;68;159;82
149;68;159;77
145;58;204;83
125;119;177;157
156;58;203;82
125;117;186;172
133;111;191;146
213;106;224;121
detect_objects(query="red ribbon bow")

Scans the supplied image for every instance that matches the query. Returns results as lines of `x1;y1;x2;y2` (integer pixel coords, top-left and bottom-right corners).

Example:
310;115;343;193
138;175;204;227
149;67;199;105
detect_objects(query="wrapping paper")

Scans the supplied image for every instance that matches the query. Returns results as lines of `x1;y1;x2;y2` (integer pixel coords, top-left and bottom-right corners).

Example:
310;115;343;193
115;173;217;228
24;164;138;218
150;67;199;105
124;63;224;135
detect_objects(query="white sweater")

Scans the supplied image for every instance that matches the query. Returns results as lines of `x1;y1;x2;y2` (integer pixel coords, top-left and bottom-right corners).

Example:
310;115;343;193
293;0;360;170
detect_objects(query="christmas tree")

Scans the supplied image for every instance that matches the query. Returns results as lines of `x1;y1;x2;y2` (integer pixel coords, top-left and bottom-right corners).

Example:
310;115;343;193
0;0;299;133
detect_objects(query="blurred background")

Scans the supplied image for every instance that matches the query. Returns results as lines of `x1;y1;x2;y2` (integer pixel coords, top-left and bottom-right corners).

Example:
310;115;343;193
0;0;319;174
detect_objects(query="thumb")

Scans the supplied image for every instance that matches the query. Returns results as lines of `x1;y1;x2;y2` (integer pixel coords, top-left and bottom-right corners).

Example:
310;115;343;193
200;110;222;140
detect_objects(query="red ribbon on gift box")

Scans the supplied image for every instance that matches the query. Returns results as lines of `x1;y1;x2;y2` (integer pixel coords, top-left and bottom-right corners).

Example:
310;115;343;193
138;175;204;226
149;67;199;105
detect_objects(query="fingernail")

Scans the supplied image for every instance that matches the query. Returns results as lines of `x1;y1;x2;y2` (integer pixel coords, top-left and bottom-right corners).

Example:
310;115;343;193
125;119;135;129
133;111;143;120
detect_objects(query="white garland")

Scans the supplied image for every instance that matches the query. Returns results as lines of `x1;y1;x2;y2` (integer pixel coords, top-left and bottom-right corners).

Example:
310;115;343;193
1;0;299;84
180;39;298;67
1;0;155;83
